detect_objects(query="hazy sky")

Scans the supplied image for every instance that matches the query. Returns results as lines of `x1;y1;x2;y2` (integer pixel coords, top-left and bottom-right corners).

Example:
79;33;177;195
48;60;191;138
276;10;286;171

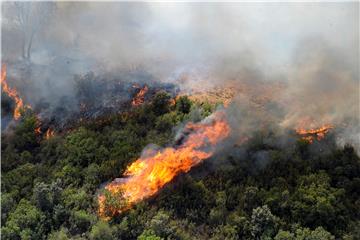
2;2;358;77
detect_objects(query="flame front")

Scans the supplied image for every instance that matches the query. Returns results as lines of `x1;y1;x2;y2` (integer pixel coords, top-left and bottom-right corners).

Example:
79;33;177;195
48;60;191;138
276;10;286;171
1;64;28;120
296;124;334;143
98;111;230;219
132;85;148;106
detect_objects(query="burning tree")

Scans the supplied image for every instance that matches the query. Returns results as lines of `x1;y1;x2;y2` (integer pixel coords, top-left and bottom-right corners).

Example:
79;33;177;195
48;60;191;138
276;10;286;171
98;189;128;219
132;84;149;107
98;110;230;219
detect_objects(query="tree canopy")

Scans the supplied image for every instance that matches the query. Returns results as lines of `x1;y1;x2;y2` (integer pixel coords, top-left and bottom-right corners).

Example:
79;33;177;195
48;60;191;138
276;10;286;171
1;94;359;239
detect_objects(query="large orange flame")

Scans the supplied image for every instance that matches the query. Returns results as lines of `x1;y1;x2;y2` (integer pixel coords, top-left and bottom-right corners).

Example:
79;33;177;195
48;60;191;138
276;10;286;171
132;85;148;106
1;64;29;120
98;111;230;219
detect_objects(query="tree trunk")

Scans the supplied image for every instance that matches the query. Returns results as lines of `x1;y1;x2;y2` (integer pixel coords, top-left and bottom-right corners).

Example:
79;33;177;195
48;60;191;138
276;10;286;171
26;31;35;61
21;33;26;59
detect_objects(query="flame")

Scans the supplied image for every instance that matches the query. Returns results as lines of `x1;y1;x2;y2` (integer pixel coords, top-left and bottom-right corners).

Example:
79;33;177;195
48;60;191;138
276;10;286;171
98;111;230;219
33;116;43;135
132;85;148;106
169;98;176;106
35;127;41;135
1;64;29;120
45;128;55;139
296;124;334;143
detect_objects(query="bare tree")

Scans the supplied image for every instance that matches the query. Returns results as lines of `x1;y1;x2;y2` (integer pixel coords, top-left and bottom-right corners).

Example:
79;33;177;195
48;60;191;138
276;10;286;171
7;2;55;61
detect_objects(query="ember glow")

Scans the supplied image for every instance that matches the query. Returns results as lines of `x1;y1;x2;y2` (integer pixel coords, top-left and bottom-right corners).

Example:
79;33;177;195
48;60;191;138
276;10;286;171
296;124;334;143
98;111;230;219
132;85;148;106
1;64;28;120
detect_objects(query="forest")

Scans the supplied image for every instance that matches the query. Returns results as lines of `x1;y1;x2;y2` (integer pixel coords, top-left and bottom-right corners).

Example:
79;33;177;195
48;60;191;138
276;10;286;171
1;2;359;240
1;91;359;240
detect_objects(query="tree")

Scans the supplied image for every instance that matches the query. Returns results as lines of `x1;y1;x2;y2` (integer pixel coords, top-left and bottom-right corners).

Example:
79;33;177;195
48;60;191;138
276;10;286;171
2;163;37;197
47;228;70;240
55;164;82;187
147;210;174;238
1;144;21;172
69;210;96;234
1;199;45;240
4;2;55;61
52;204;70;229
274;230;295;240
158;177;213;223
32;179;62;212
342;221;360;240
209;191;228;226
61;187;92;211
36;136;66;166
151;91;171;116
65;127;100;167
90;221;114;240
83;163;101;191
211;224;239;240
201;102;214;118
242;186;261;214
290;172;346;231
295;227;335;240
1;193;16;223
176;96;192;114
274;226;335;240
155;112;178;132
98;189;128;220
227;212;252;239
251;205;279;240
138;229;163;240
13;113;40;152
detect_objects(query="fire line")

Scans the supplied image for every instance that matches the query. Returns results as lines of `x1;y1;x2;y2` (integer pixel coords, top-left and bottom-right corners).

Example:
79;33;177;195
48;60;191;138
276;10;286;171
296;124;334;143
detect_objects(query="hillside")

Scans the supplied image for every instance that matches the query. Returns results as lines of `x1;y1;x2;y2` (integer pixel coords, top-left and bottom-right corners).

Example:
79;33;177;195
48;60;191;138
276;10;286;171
1;93;359;240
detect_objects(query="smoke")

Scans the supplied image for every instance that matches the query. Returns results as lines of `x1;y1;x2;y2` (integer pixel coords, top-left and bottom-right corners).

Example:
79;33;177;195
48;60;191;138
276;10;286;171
3;2;357;73
278;38;359;151
281;39;359;125
1;2;359;149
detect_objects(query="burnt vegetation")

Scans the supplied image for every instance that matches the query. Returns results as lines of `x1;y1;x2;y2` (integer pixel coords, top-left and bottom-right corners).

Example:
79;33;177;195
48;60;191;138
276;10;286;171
1;85;359;240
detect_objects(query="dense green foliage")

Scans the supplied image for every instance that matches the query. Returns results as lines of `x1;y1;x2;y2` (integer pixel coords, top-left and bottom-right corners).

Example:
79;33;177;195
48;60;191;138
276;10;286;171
1;94;359;239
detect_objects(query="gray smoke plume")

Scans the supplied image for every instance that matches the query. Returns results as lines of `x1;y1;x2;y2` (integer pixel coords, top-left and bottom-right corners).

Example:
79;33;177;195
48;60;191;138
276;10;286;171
1;2;359;150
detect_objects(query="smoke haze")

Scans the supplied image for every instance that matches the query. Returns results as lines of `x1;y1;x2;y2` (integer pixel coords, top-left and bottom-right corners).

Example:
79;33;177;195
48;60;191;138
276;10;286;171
1;2;359;149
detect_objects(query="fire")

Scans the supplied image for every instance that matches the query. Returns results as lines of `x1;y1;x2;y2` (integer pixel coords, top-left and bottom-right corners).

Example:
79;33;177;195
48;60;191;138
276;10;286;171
35;127;41;135
169;98;176;106
132;85;148;106
1;64;29;120
98;111;230;219
296;124;334;143
45;128;55;139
